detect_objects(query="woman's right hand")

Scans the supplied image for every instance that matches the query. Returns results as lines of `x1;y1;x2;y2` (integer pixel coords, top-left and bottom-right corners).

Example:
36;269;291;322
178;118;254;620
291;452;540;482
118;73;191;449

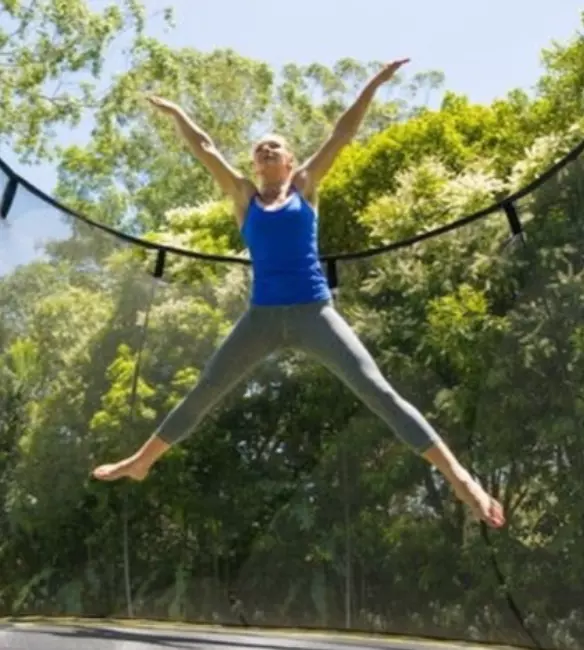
146;95;181;115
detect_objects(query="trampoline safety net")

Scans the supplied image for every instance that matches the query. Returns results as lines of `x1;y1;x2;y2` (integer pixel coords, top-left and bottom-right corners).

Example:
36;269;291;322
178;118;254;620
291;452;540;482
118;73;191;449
2;141;584;650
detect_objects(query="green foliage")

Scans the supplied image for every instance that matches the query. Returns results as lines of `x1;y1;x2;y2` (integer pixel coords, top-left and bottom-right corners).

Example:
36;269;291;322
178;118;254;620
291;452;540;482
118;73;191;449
0;0;162;162
5;7;584;649
54;45;274;230
52;46;443;233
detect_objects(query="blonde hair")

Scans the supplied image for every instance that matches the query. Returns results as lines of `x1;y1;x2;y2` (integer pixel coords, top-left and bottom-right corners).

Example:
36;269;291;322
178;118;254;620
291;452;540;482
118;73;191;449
251;133;295;163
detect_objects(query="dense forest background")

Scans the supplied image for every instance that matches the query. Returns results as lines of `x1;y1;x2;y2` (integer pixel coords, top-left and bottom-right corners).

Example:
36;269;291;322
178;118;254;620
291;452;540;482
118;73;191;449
3;3;584;650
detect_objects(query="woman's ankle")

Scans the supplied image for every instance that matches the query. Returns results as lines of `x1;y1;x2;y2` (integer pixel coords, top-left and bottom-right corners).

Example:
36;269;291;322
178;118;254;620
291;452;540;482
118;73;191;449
135;434;171;467
422;440;468;483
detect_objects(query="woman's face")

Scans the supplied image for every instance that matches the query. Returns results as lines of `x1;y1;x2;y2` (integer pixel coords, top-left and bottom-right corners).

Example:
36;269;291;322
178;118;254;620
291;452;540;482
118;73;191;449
252;135;294;181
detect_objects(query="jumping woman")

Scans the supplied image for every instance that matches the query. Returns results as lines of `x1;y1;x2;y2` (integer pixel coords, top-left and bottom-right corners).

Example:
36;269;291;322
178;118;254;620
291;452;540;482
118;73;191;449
93;59;505;529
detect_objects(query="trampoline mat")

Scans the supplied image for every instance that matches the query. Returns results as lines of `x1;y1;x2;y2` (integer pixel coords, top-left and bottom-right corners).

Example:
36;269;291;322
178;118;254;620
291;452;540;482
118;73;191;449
0;622;518;650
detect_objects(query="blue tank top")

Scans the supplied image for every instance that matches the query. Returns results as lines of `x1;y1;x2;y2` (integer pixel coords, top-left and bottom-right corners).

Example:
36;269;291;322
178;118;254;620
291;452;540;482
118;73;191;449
240;189;332;306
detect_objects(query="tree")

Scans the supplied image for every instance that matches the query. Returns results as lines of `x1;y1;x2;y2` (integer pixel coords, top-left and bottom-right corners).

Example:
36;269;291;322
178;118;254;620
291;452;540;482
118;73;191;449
53;48;444;233
5;15;584;648
0;0;169;163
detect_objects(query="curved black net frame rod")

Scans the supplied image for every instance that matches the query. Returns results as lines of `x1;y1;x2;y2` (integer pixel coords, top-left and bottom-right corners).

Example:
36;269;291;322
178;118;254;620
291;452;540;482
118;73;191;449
323;136;584;263
0;158;250;266
1;135;584;272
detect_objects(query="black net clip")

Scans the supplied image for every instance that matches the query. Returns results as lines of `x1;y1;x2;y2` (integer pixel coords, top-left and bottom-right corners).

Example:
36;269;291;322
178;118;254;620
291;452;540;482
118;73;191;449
154;248;167;279
502;201;526;248
326;258;338;291
1;175;18;219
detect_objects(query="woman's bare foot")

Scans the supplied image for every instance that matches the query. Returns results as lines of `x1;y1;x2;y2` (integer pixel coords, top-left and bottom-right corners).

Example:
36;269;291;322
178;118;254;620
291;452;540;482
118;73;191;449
93;435;170;483
92;456;150;482
451;474;505;528
421;441;505;528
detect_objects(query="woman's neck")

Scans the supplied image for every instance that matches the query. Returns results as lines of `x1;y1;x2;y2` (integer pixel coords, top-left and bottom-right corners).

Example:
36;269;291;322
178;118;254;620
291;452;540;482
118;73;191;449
258;177;291;199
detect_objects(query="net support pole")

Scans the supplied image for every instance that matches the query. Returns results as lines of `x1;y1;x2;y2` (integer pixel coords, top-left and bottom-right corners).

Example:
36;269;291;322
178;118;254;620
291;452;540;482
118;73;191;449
1;176;18;219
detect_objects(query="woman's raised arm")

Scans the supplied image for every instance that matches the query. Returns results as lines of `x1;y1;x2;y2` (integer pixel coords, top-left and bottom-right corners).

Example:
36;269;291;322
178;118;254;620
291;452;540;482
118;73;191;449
148;96;253;222
293;59;410;198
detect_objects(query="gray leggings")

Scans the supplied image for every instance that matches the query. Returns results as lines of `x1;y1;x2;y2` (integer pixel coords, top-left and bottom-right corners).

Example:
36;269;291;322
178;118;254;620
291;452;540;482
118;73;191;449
156;300;441;453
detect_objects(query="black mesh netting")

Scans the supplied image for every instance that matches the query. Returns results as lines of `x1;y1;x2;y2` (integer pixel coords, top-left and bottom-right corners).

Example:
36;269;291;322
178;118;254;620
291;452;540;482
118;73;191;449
2;144;584;650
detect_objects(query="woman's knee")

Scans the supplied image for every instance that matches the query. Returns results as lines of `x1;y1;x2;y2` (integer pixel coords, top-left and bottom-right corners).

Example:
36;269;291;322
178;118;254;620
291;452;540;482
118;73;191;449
346;367;401;412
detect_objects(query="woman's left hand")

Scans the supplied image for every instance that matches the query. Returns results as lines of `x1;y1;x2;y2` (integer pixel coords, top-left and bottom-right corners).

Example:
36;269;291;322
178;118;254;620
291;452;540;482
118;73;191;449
376;58;411;84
